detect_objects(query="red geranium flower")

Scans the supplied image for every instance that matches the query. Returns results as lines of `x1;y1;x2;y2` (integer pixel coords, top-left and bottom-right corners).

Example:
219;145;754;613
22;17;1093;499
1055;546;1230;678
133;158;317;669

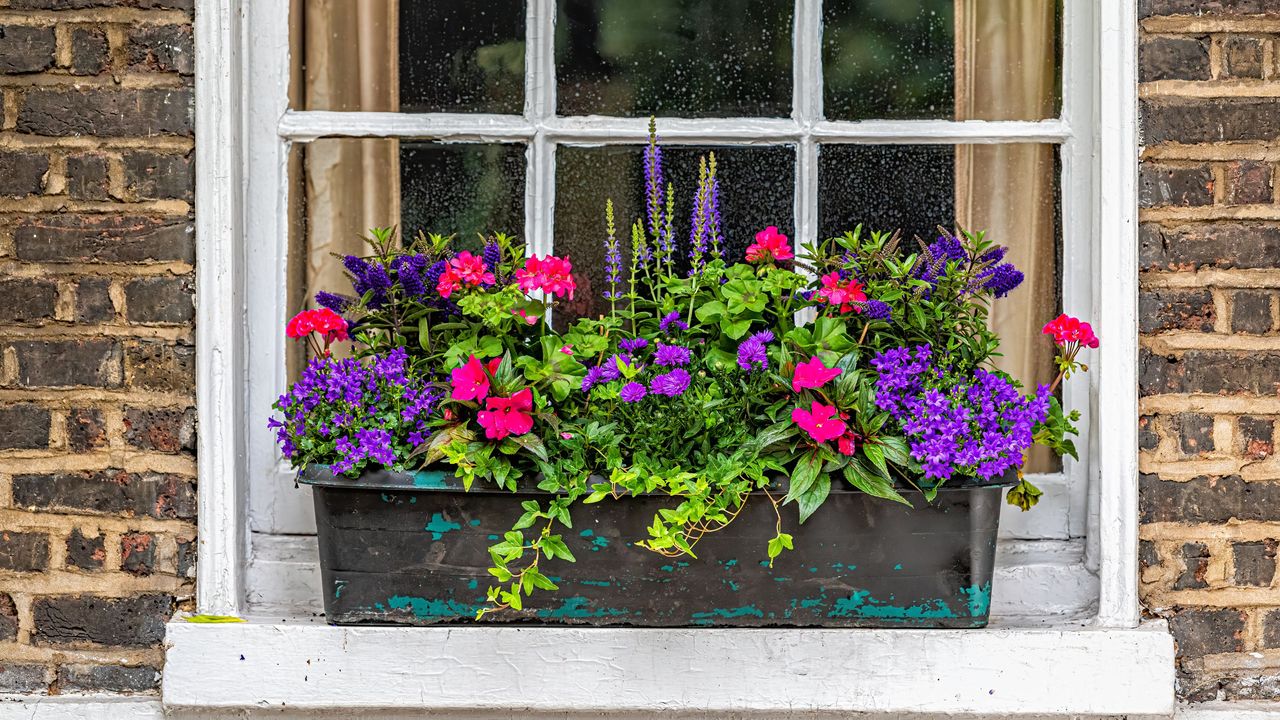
1042;314;1099;349
815;272;867;314
791;402;846;443
285;308;348;353
450;355;503;402
745;226;794;263
792;356;843;392
477;387;534;440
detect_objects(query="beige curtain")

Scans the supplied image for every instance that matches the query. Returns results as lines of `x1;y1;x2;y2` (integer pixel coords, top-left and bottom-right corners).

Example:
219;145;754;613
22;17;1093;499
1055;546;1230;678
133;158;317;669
955;0;1058;472
301;0;401;302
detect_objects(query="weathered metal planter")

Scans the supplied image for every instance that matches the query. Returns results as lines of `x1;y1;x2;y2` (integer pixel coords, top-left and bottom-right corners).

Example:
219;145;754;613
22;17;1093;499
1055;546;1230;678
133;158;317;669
299;465;1014;628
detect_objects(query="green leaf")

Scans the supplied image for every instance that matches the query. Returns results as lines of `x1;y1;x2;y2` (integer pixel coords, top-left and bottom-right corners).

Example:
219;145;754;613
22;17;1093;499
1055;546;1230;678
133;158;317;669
842;462;912;507
863;443;889;477
184;614;245;624
720;317;752;340
1006;478;1043;511
795;473;831;523
695;301;726;323
786;451;822;501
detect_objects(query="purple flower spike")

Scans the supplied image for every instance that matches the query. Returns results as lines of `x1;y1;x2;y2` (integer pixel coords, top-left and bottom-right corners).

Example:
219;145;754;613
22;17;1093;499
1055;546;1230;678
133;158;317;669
315;291;352;313
861;300;893;322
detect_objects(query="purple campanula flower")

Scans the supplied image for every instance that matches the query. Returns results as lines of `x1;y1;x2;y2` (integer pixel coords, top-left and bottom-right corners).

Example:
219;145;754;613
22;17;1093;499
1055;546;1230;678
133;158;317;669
654;342;691;368
650;368;690;397
619;382;648;403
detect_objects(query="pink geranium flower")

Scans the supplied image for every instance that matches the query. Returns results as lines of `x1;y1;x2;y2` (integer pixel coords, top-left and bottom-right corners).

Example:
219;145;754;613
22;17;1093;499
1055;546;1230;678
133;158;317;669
515;255;577;300
792;356;843;392
815;272;867;314
1042;314;1100;349
745;226;794;263
477;387;534;440
450;355;502;402
791;402;847;443
437;251;495;298
285;308;348;355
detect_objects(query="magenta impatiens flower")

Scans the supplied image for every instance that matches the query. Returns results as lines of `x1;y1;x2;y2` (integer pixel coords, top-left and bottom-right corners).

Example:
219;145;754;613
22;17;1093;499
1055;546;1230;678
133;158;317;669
450;355;502;402
477;387;534;440
744;226;794;263
791;402;846;443
791;356;842;392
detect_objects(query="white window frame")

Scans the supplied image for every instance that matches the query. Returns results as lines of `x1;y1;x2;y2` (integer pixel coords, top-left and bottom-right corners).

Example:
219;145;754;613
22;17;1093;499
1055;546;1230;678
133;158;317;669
195;0;1140;646
177;0;1169;713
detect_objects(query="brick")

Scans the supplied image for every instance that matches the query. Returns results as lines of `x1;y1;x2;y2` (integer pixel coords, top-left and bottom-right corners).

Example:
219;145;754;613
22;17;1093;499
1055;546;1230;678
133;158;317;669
1169;607;1246;658
119;531;154;576
65;528;105;570
69;27;109;76
1139;36;1210;82
127;25;193;75
1139;289;1215;333
12;470;196;520
0;664;47;693
176;536;194;578
15;215;194;264
8;339;122;388
1223;36;1264;79
57;663;158;693
12;0;193;9
1176;542;1210;590
0;404;51;450
1241;416;1275;459
0;278;56;324
1140;415;1161;451
1234;541;1276;586
0;151;49;197
122;151;192;201
1224;674;1280;700
1141;348;1280;396
125;340;194;392
1140;540;1161;571
0;531;49;572
125;275;193;324
74;277;114;323
66;407;106;452
18;88;192;137
0;594;16;642
0;26;56;74
1141;474;1280;523
1141;0;1280;17
32;594;172;647
1264;609;1280;648
1142;98;1280;145
65;154;110;201
1140;223;1280;271
1225;160;1272;206
1233;291;1274;334
1140;163;1213;207
124;406;194;453
1180;413;1215;454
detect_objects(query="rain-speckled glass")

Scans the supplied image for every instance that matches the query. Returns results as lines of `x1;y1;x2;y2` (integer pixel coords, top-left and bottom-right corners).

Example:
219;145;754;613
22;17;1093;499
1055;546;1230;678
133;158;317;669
400;142;526;243
297;0;525;113
554;145;795;323
823;0;1061;120
556;0;793;118
818;144;956;242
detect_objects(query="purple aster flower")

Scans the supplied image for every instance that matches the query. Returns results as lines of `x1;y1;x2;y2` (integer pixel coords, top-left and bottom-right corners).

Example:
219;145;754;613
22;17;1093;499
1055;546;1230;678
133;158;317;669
650;368;690;397
736;330;773;372
315;291;351;313
619;382;648;403
654;342;691;367
582;366;608;392
619;338;649;353
659;311;687;335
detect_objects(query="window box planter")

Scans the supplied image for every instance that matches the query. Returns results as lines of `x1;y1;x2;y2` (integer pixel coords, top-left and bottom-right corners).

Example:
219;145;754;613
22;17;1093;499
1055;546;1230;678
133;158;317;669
301;464;1015;628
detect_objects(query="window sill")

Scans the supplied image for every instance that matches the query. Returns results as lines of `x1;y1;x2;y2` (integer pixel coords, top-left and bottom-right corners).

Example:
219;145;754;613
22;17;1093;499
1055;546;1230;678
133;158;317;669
162;616;1175;717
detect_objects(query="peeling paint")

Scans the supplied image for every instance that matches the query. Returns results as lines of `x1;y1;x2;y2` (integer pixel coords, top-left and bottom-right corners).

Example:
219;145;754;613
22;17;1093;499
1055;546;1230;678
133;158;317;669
830;590;960;621
691;605;765;624
412;471;450;488
579;529;609;551
424;513;462;540
536;596;631;619
388;595;476;619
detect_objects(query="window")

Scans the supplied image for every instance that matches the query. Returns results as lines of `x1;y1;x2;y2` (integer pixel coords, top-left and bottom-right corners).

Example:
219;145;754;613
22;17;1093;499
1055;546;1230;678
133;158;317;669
231;0;1105;622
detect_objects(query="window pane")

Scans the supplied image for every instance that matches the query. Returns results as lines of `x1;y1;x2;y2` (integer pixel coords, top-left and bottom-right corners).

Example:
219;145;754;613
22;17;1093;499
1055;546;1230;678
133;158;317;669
554;144;795;323
296;0;525;113
823;0;1061;121
818;142;1061;470
556;0;793;118
290;139;526;333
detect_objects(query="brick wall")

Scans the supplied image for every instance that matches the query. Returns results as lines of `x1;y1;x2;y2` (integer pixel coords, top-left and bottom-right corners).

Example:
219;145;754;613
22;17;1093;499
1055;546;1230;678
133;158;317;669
0;0;193;696
1140;0;1280;703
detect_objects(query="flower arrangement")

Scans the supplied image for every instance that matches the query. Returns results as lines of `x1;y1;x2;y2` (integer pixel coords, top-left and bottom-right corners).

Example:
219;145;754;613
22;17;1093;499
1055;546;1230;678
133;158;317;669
270;124;1096;617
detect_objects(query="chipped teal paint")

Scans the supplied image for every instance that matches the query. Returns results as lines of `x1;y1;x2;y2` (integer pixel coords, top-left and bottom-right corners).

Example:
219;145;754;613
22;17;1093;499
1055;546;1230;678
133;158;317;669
469;519;481;527
536;596;631;619
961;583;992;617
380;493;395;503
772;576;791;583
829;590;960;620
333;580;346;598
579;579;611;587
388;595;477;619
467;579;478;590
690;605;765;625
893;563;903;571
660;565;674;573
424;513;461;540
724;579;740;592
723;559;737;567
579;529;609;551
487;534;500;541
411;471;451;488
758;560;771;567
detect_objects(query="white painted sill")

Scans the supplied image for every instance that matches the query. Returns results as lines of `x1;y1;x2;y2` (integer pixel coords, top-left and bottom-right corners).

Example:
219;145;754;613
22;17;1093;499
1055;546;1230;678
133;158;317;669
163;617;1175;717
